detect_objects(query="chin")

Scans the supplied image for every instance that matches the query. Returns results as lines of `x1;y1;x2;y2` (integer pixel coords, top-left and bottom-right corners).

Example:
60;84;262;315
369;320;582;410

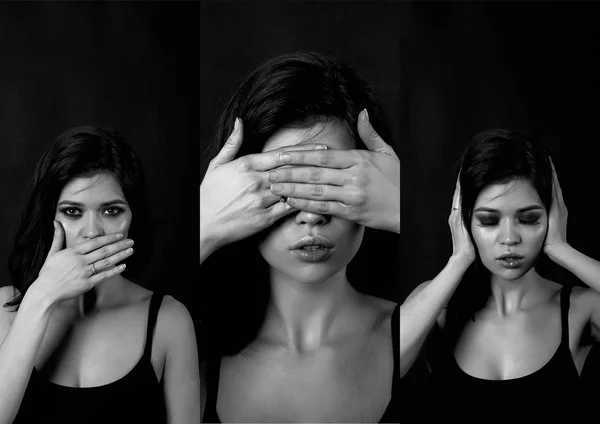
276;263;344;286
486;262;535;281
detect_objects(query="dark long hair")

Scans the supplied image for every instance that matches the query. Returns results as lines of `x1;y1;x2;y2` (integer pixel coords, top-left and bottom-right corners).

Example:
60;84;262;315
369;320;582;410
6;126;153;308
201;51;395;356
444;129;555;344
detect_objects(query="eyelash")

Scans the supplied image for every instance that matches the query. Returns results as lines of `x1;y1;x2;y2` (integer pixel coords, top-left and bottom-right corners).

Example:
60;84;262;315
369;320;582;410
58;207;125;219
477;216;541;227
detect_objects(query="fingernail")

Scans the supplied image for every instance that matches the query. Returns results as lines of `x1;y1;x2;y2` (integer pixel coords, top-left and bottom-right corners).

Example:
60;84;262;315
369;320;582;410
126;248;134;254
287;197;296;205
363;108;369;121
116;233;124;238
233;118;239;133
268;171;279;182
126;239;134;246
271;183;283;193
314;145;328;150
280;153;292;163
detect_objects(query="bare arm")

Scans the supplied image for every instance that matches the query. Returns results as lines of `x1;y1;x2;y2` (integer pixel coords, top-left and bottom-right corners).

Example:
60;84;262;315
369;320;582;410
400;175;475;378
400;255;471;378
0;287;52;424
160;296;201;424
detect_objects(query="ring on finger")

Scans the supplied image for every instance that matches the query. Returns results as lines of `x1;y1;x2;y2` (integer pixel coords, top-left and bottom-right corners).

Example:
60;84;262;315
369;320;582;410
91;262;97;275
280;196;288;203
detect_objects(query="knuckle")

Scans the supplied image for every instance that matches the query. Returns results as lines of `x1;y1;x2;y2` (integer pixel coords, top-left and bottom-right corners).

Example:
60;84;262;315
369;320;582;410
237;157;251;172
313;184;324;197
309;167;321;182
318;201;329;213
318;153;331;165
284;168;293;180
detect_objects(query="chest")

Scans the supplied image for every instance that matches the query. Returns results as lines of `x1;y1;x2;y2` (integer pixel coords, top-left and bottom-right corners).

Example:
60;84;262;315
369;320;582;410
454;304;587;380
36;304;162;388
216;333;393;422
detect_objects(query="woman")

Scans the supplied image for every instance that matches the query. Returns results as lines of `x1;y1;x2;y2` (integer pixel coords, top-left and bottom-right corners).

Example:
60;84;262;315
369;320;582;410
199;52;401;422
400;129;600;423
0;126;200;424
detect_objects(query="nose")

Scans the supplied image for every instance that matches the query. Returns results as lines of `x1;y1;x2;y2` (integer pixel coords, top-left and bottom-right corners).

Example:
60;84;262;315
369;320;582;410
499;219;520;246
82;214;105;239
295;210;330;227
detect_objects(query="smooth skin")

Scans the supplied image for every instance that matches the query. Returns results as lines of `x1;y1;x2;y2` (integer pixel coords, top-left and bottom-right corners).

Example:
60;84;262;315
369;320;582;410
0;173;200;424
400;161;600;382
199;110;400;265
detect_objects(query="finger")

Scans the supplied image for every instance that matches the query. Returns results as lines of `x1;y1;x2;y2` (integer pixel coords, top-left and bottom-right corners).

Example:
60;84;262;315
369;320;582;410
266;166;347;186
84;238;134;264
90;246;134;272
210;118;244;168
89;263;127;286
73;233;126;255
244;143;330;172
357;109;395;155
48;221;65;256
270;182;352;203
265;149;359;170
264;198;297;224
451;177;461;211
549;157;565;206
286;197;348;217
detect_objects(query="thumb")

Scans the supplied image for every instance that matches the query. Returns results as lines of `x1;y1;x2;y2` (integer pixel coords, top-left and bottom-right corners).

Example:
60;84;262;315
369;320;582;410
357;109;395;155
48;220;65;256
210;117;244;168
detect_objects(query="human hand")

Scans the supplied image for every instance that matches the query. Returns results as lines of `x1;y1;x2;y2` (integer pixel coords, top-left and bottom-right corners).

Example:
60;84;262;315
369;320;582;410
267;110;401;233
544;158;569;255
30;221;134;308
448;175;475;264
200;118;327;256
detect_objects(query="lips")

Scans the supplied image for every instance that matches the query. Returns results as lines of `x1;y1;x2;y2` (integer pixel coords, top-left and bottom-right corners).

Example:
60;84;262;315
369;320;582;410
496;252;525;269
289;235;335;262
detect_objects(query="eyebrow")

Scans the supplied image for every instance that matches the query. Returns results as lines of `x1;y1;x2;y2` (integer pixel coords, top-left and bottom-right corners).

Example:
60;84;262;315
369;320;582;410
56;199;128;208
473;205;544;213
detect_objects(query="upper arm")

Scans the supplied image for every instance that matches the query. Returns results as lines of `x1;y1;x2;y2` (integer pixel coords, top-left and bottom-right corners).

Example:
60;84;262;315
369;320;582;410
575;287;600;341
0;286;17;347
157;296;201;424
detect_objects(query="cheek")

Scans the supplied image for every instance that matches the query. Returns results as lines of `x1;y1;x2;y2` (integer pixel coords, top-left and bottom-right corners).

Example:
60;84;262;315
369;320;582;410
470;225;493;257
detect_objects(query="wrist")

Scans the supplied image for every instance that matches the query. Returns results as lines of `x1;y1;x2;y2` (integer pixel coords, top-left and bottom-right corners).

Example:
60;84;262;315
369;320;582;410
449;252;475;269
20;284;54;317
545;241;572;263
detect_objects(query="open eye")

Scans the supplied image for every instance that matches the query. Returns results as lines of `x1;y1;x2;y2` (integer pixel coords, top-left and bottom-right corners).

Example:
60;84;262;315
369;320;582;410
59;207;82;218
103;206;124;217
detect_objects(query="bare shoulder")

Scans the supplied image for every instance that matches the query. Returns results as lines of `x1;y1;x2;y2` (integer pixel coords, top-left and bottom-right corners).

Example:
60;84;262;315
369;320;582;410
570;285;600;316
155;295;197;350
0;286;18;343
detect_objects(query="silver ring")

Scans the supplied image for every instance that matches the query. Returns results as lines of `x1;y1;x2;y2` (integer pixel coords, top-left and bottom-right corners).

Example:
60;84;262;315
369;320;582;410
91;262;97;275
280;196;288;203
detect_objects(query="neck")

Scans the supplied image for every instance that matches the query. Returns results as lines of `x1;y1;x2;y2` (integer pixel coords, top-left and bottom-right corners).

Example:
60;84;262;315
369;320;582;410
72;274;126;315
264;267;358;353
487;268;543;316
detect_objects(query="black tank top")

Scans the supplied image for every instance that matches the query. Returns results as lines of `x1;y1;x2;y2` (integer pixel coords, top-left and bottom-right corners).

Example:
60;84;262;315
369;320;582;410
13;293;167;424
202;304;400;423
424;286;582;424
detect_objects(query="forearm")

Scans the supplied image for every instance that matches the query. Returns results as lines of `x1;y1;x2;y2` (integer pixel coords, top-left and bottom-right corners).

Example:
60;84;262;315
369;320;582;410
399;255;471;378
0;288;52;423
547;243;600;291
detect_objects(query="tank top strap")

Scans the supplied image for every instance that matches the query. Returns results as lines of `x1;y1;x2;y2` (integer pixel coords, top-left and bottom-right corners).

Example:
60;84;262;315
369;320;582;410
143;293;164;360
391;303;400;397
203;353;223;422
560;285;573;347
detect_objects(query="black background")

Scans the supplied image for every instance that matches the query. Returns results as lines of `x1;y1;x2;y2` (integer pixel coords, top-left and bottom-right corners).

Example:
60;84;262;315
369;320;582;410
0;2;200;323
